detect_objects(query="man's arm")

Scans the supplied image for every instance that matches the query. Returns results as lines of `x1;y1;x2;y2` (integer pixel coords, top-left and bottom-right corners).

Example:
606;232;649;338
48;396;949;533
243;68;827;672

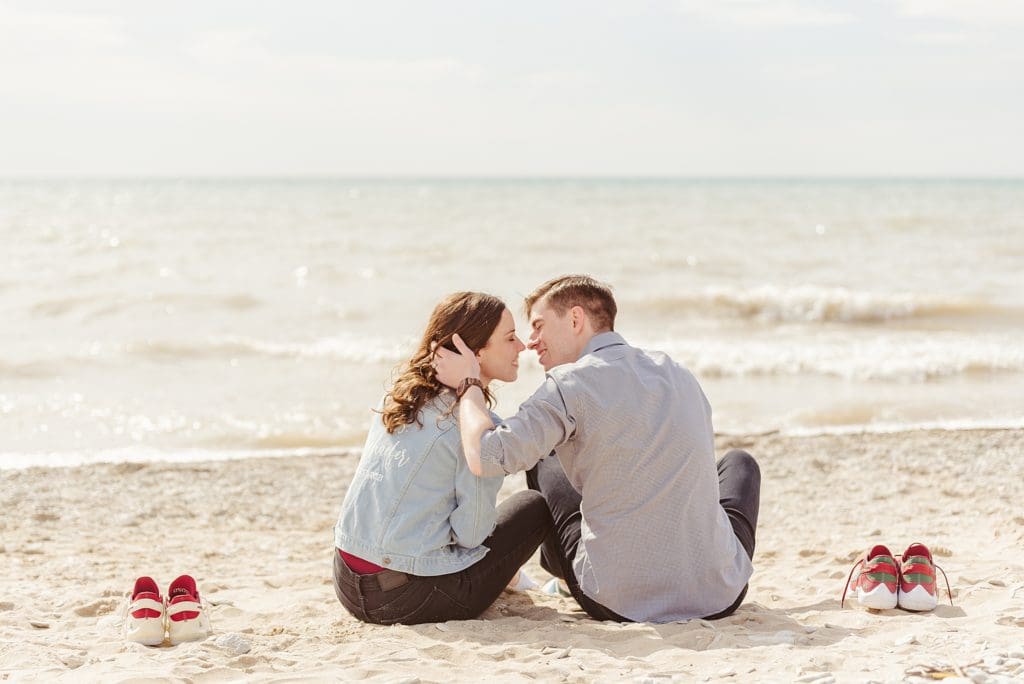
479;378;574;473
434;334;574;476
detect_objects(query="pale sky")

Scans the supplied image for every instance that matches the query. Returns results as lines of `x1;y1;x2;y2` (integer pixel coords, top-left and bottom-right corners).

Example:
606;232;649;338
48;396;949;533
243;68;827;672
1;0;1022;177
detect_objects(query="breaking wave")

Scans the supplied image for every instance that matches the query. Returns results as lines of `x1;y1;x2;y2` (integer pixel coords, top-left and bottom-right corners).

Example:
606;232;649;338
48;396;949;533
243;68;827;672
637;285;1010;324
124;334;413;365
642;333;1024;382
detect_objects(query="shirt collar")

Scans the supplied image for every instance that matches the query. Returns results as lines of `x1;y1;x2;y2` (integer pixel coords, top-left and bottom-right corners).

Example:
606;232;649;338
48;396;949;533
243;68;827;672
580;331;627;358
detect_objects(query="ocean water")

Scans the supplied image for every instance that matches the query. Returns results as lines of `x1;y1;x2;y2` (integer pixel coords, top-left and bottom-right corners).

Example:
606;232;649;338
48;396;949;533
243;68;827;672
1;178;1022;468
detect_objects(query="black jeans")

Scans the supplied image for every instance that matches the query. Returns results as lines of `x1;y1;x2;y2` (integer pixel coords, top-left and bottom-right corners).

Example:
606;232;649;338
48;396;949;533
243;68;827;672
526;449;761;622
332;490;553;625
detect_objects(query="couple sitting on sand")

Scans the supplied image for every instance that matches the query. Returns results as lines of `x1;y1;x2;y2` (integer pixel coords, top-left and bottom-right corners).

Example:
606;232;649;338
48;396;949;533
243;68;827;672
332;275;761;625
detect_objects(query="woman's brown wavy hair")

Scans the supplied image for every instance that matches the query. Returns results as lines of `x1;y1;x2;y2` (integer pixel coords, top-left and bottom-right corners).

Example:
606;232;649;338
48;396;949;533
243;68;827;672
380;292;506;433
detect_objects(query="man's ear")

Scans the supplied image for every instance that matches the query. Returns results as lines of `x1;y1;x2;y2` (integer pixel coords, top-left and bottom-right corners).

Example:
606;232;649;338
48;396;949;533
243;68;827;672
570;305;586;332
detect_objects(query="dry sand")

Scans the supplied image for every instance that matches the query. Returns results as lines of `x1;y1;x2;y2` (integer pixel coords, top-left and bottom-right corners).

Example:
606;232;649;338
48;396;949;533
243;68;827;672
2;429;1023;683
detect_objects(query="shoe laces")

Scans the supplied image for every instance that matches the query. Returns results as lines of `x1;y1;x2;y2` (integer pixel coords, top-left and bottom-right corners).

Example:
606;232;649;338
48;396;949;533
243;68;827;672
840;556;865;609
898;551;954;607
841;550;954;608
840;546;897;608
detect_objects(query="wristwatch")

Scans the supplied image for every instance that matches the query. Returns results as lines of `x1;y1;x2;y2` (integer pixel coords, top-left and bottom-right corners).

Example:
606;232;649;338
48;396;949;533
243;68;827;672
456;377;484;399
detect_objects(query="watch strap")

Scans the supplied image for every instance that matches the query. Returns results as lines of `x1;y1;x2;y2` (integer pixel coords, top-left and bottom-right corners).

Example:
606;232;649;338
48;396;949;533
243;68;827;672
456;377;483;399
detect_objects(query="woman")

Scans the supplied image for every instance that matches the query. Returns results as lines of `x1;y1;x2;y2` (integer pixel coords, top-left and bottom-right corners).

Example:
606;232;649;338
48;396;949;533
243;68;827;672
332;292;553;625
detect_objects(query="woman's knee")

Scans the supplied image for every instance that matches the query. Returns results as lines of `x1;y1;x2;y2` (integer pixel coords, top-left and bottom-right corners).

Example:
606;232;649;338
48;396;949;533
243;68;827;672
526;490;555;525
497;489;554;539
503;488;548;514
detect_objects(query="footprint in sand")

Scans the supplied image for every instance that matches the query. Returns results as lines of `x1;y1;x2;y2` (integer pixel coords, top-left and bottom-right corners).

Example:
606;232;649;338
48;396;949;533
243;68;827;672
995;614;1024;627
418;643;457;661
230;655;260;668
73;597;119;617
31;509;61;522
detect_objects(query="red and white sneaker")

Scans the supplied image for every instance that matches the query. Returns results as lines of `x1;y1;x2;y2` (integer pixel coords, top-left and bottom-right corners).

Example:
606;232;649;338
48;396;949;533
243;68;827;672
842;544;899;610
166;575;211;645
124;576;166;646
898;543;943;611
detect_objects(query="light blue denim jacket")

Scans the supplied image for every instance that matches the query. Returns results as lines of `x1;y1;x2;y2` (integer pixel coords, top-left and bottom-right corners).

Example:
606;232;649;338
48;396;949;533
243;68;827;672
333;393;505;576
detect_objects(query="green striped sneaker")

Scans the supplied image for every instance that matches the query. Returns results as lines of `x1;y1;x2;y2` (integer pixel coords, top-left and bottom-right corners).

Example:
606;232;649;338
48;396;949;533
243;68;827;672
842;544;899;610
898;543;943;611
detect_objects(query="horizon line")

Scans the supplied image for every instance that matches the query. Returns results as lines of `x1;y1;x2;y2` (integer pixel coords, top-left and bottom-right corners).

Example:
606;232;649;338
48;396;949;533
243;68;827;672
2;173;1023;182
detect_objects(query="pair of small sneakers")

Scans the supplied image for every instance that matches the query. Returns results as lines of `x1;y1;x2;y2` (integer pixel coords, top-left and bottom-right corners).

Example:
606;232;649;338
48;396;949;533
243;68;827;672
124;575;211;646
843;542;952;612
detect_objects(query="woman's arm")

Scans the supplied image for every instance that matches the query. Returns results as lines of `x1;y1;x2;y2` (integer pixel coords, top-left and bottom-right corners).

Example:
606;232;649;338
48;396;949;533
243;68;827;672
433;335;505;477
457;385;505;477
435;335;574;476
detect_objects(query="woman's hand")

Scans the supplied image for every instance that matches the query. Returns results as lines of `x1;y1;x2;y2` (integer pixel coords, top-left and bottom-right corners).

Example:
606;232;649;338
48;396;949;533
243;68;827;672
434;334;501;477
432;334;480;389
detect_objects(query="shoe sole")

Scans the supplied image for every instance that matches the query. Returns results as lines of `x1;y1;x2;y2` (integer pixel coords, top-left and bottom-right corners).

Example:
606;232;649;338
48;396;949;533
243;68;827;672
857;583;898;610
898;585;938;611
126;619;165;646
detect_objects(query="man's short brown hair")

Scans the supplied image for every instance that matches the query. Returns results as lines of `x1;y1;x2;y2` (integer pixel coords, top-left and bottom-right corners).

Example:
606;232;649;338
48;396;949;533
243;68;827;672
524;275;617;332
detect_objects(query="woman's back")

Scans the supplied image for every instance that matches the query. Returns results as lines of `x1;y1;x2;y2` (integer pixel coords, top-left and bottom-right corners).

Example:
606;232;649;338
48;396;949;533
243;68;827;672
334;395;504;577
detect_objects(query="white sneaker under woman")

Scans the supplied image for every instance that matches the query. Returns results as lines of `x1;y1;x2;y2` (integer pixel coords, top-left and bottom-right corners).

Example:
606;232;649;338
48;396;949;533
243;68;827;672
507;568;540;592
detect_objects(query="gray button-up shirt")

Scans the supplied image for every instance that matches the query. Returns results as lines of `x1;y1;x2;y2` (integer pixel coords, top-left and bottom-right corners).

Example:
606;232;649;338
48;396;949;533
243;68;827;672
481;332;753;622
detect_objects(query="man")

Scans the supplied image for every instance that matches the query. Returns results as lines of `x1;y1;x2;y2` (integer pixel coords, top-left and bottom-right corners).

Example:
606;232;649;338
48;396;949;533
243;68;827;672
433;275;760;623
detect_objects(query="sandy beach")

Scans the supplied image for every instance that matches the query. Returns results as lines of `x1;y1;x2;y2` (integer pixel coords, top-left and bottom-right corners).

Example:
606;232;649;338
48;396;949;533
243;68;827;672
2;428;1023;682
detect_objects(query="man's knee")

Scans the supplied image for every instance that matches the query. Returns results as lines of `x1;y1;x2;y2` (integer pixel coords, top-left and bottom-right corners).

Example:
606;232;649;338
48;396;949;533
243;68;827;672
722;449;760;481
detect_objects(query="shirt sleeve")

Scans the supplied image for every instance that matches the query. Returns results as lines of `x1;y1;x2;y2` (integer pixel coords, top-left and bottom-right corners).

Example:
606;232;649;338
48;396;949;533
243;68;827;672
480;375;576;474
449;464;500;549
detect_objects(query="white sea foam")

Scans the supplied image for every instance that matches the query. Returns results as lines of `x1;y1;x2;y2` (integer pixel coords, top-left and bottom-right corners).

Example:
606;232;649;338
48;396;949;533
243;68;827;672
124;334;414;364
637;285;1007;324
5;418;1022;470
0;445;360;471
28;292;263;320
0;396;365;469
4;327;1021;383
107;330;1024;381
780;416;1024;438
643;332;1024;381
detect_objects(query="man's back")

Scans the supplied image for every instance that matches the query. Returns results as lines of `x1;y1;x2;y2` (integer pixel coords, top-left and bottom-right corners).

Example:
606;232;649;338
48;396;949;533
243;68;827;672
482;332;753;622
